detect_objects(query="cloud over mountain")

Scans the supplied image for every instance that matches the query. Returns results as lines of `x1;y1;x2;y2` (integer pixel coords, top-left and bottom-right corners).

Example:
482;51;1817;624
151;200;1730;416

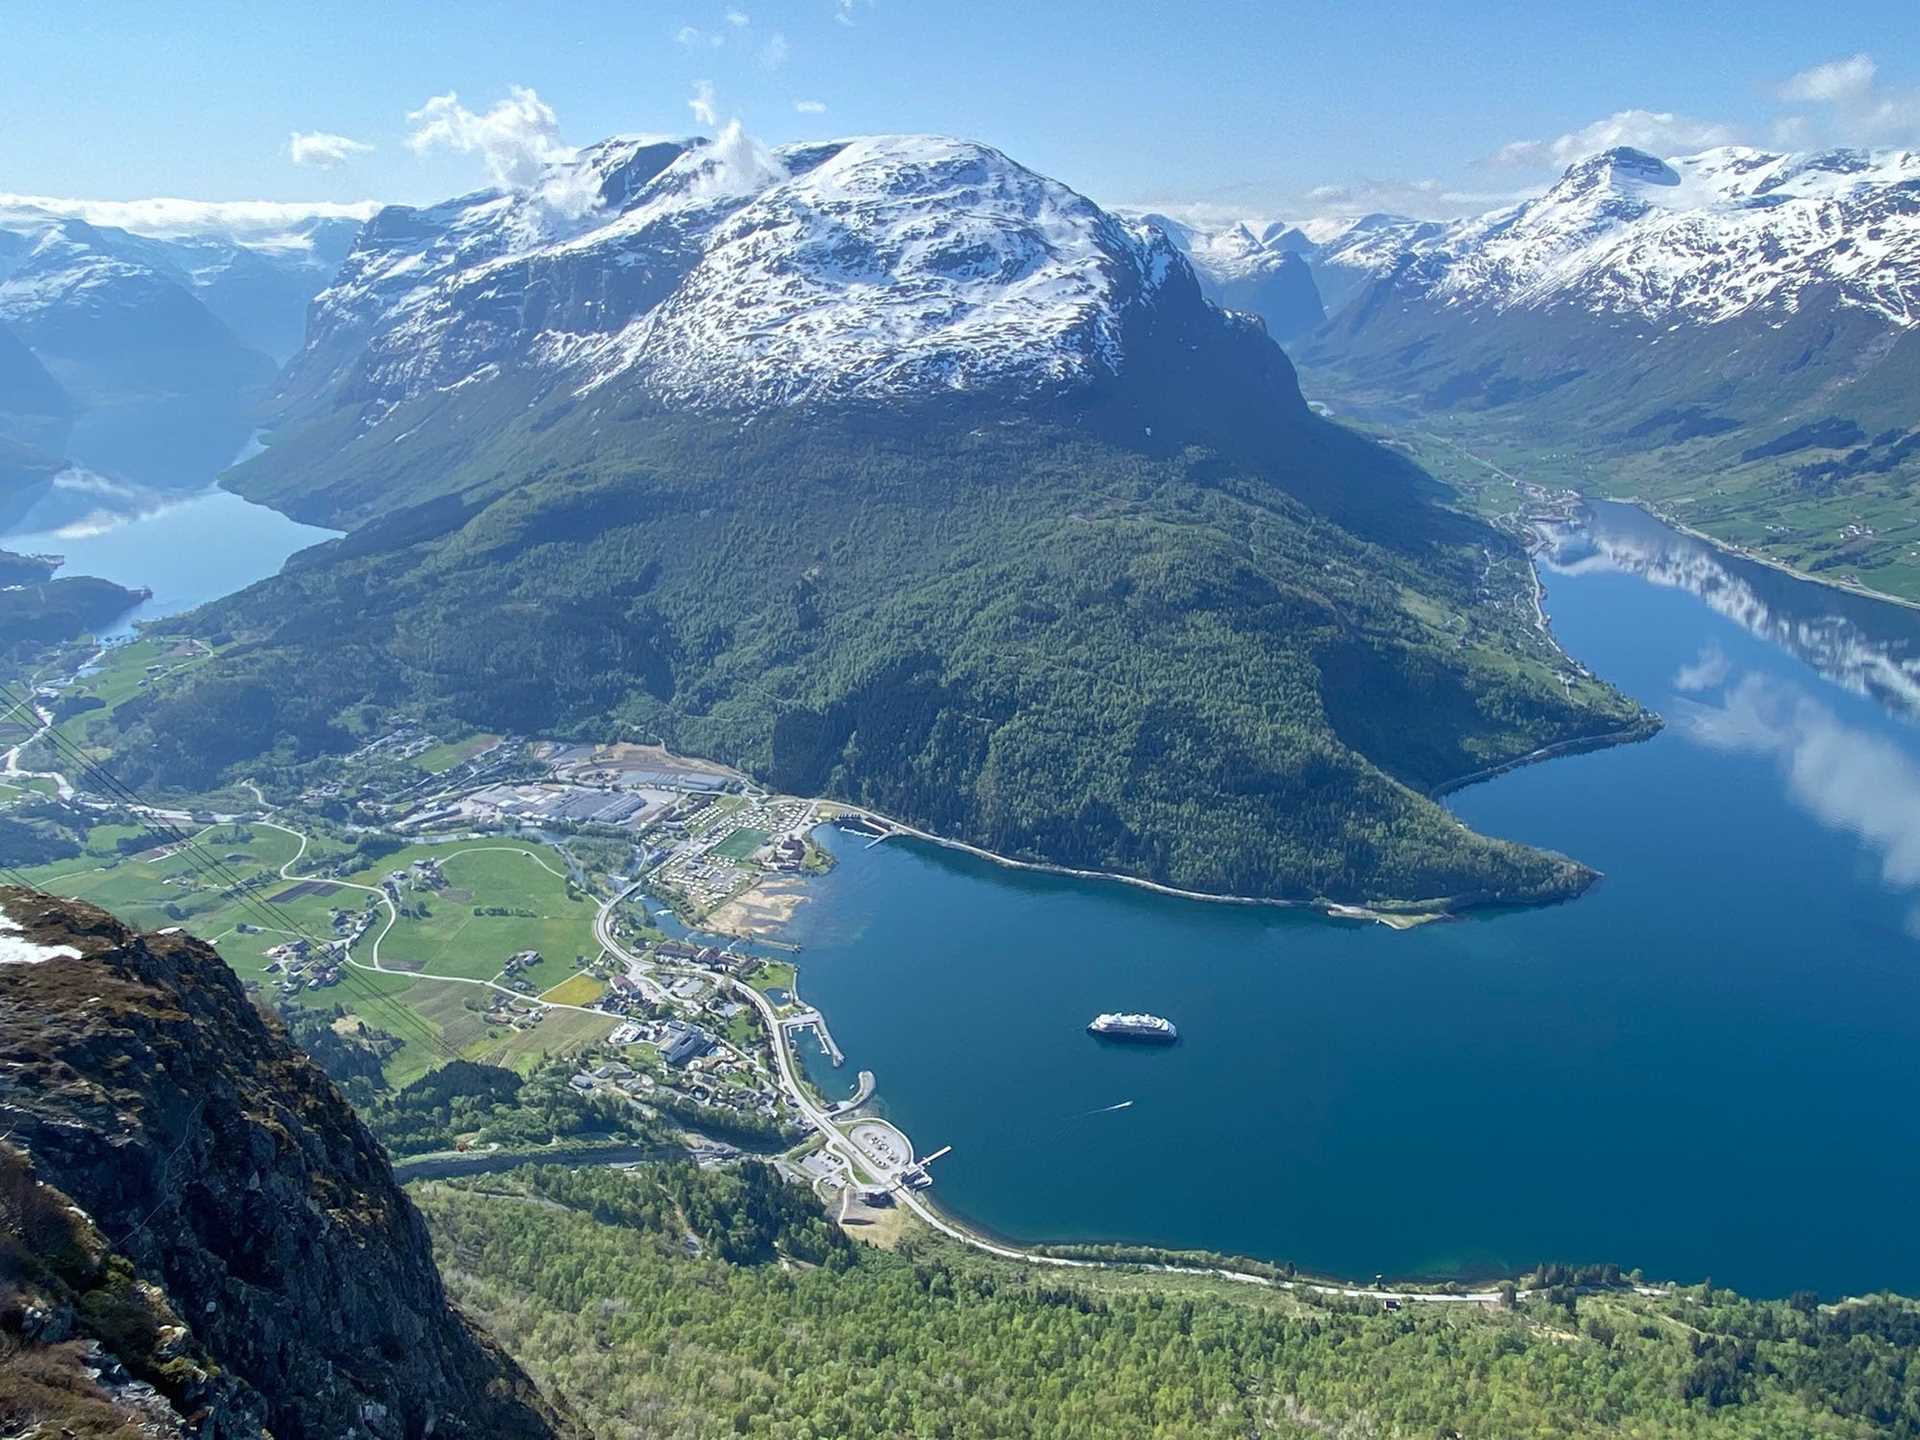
288;130;374;168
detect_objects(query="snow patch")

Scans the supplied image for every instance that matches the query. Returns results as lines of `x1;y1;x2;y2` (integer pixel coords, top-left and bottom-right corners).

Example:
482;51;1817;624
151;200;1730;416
0;913;82;965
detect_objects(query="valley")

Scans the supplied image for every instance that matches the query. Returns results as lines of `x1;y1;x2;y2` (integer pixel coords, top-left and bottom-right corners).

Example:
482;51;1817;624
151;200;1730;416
6;55;1920;1436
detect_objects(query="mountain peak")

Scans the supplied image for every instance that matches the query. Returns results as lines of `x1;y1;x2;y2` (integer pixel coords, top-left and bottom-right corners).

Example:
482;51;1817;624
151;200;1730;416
290;129;1237;419
1553;146;1682;197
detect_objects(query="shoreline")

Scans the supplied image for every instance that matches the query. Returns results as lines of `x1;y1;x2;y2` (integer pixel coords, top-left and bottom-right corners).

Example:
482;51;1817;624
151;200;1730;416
1427;718;1663;799
1615;495;1920;615
816;711;1656;928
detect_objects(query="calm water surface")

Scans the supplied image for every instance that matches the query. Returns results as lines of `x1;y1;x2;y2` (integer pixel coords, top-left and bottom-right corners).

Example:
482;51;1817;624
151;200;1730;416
786;501;1920;1297
2;462;337;635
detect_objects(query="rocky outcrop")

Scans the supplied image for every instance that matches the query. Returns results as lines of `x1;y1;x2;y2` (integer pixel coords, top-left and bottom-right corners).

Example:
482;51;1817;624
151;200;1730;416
0;886;574;1440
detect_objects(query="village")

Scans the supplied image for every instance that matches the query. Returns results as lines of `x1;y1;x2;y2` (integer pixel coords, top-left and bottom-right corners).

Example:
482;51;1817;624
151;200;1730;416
290;730;853;1141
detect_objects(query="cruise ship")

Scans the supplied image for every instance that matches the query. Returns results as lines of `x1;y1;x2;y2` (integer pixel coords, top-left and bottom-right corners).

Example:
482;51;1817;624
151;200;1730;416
1087;1012;1178;1043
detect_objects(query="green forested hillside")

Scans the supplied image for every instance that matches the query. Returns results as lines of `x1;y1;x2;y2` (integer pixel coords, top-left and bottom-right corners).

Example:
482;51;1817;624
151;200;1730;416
418;1165;1919;1440
103;404;1647;907
1298;294;1920;602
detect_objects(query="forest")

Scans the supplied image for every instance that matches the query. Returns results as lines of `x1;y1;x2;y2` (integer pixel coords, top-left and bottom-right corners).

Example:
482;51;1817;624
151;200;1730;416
95;404;1650;909
417;1164;1920;1440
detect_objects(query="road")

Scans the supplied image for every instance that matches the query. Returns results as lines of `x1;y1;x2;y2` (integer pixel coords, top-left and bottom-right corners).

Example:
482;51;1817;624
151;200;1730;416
590;881;1517;1305
254;818;607;1018
0;686;74;799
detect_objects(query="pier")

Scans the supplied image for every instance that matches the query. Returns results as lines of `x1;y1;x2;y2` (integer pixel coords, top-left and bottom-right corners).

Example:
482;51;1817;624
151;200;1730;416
783;1009;846;1066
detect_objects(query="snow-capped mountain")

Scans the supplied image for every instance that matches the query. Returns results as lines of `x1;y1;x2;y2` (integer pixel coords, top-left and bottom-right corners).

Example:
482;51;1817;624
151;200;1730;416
0;202;362;362
1344;145;1920;328
280;133;1294;429
1304;213;1445;310
1123;212;1325;338
0;202;365;487
1302;144;1920;497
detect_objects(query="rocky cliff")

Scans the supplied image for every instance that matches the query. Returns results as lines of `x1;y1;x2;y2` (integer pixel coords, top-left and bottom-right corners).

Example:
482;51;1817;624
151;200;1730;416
0;886;573;1440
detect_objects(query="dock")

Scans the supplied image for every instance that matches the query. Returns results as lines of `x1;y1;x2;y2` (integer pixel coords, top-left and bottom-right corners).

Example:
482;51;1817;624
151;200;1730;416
782;1010;846;1066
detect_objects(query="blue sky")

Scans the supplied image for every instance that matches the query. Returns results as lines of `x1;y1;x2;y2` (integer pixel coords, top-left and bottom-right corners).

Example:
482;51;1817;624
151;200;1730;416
6;0;1919;221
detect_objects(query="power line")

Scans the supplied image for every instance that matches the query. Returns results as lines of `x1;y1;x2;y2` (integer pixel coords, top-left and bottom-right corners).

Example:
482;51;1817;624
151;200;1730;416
0;681;460;1060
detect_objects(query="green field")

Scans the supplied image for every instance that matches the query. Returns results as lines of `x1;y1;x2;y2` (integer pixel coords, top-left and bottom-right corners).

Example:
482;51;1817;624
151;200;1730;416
712;827;769;862
747;960;796;997
15;820;612;1087
39;638;222;759
411;732;501;774
373;843;597;987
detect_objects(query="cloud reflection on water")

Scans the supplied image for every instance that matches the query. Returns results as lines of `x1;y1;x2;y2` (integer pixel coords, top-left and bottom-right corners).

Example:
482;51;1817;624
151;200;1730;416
1539;507;1920;723
1671;652;1920;935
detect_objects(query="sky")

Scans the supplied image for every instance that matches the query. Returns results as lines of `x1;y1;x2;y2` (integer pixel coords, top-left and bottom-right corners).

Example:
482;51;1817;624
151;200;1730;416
5;0;1920;226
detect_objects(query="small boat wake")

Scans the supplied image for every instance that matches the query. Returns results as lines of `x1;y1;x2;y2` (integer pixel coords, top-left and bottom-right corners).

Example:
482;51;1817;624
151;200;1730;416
1078;1099;1135;1117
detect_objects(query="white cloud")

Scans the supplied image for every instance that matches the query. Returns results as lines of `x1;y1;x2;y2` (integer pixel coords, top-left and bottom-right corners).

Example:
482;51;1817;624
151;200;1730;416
726;9;751;25
676;23;725;48
1770;114;1811;147
0;192;381;240
688;80;718;129
793;99;828;115
834;0;862;25
288;130;374;169
690;118;789;200
1298;176;1532;218
760;31;790;69
1773;52;1920;147
1676;672;1920;929
406;86;574;189
1674;643;1731;693
1483;109;1743;170
1780;53;1877;104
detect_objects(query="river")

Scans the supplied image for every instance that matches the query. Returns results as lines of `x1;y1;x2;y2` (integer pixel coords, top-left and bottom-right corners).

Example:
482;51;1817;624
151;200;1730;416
782;500;1920;1298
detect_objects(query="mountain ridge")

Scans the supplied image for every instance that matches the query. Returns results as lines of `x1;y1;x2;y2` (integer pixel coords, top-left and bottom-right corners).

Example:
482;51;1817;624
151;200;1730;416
99;130;1652;910
0;885;573;1440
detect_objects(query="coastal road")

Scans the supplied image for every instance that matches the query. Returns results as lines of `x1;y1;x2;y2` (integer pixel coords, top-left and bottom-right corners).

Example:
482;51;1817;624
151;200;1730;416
590;878;1516;1305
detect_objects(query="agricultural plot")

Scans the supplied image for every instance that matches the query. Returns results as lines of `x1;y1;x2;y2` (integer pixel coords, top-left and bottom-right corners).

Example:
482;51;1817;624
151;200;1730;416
368;843;597;989
538;972;607;1007
15;820;614;1088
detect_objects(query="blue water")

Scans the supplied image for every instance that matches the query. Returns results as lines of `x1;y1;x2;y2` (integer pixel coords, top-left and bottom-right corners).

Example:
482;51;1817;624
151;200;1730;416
2;476;338;636
784;501;1920;1296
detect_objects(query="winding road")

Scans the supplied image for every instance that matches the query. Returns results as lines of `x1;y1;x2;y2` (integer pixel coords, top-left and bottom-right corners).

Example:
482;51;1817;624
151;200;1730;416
254;819;606;1017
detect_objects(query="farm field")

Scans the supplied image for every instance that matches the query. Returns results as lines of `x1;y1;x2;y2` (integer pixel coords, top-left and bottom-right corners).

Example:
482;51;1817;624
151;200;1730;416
373;843;597;988
13;821;612;1086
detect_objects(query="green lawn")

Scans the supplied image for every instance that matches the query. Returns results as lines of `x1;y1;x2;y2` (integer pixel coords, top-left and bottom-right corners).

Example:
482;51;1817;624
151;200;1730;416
712;827;769;862
412;732;501;774
747;960;796;996
373;843;597;987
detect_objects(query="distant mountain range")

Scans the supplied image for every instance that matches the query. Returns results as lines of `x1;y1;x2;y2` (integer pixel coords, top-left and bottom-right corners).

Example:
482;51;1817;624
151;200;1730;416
0;200;364;492
1173;145;1920;596
1116;212;1325;339
108;131;1644;911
